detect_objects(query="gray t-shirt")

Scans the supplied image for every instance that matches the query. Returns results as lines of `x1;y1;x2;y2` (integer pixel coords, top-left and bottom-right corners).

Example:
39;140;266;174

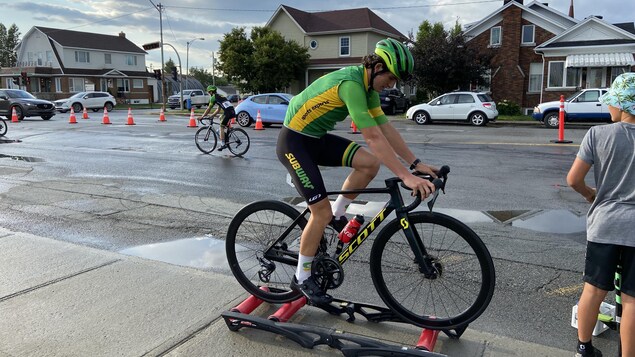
577;122;635;247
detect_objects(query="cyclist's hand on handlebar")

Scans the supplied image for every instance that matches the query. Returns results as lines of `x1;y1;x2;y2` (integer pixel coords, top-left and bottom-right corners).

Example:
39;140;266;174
403;174;435;199
413;163;438;179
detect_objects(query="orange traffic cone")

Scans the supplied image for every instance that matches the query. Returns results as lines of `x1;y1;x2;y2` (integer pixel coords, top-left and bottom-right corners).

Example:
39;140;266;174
82;107;89;119
126;108;135;125
187;108;198;127
350;120;360;134
158;107;166;122
102;107;111;125
69;108;78;124
11;107;19;122
254;110;264;130
230;116;236;125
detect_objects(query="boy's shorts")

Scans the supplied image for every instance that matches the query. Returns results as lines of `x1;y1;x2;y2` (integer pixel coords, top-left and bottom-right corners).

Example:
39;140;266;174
584;241;635;297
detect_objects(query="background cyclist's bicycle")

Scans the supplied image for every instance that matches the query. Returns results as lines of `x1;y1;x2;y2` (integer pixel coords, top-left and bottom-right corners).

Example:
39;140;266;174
0;117;7;137
225;166;496;330
195;116;250;156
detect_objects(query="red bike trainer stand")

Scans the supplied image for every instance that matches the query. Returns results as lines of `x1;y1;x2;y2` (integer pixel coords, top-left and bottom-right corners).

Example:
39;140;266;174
268;296;307;322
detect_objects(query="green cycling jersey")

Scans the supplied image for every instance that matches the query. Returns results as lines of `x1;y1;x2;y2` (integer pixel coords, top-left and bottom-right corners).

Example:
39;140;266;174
284;65;388;137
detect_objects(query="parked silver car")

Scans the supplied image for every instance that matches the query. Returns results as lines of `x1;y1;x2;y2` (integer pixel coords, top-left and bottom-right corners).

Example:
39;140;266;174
406;91;498;126
54;91;116;113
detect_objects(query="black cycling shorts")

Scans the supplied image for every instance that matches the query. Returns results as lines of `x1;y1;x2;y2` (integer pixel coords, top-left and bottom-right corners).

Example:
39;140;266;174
584;241;635;297
276;126;361;205
220;110;235;126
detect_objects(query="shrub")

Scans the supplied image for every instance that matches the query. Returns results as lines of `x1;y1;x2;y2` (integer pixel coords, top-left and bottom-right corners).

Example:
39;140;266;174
496;99;522;116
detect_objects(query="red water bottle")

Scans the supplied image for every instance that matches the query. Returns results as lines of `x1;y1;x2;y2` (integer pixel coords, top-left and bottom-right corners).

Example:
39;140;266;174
339;215;365;243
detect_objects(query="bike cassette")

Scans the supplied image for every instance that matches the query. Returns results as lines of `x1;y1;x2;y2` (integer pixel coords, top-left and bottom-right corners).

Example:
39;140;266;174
311;255;344;290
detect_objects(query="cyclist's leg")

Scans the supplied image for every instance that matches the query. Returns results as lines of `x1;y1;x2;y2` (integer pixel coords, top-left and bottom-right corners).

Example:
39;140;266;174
577;242;616;353
219;114;230;143
619;245;635;356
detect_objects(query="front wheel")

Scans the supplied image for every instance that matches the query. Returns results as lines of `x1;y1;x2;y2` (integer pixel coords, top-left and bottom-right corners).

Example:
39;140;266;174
0;118;7;136
227;128;250;156
226;200;307;303
544;112;560;128
370;211;495;329
413;110;430;125
194;126;217;153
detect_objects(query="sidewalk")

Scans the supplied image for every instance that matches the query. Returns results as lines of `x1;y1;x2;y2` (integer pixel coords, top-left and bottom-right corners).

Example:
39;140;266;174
0;227;571;357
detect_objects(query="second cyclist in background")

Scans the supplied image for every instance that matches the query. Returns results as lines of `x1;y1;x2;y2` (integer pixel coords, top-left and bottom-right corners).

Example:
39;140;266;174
200;85;236;151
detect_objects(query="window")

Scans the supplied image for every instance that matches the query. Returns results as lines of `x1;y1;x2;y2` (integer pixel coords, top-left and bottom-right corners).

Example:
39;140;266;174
611;67;628;84
252;95;267;104
439;94;457;105
125;55;137;66
105;54;111;65
521;25;535;44
69;78;85;92
268;95;287;105
133;79;144;88
548;61;581;88
75;51;90;63
490;27;501;46
309;40;318;50
339;37;350;56
46;51;53;65
528;63;542;92
457;94;475;103
566;67;581;87
116;78;130;93
55;78;62;93
577;90;600;102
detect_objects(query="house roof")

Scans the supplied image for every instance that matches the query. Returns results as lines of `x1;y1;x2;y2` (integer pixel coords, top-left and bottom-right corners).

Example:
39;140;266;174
535;16;635;51
34;26;146;54
270;5;405;39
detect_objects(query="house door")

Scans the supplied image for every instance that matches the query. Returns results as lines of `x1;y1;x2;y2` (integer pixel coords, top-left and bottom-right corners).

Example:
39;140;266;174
586;68;605;88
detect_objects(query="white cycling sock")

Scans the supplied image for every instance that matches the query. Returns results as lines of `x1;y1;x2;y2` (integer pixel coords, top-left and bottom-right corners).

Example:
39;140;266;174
296;254;313;282
332;195;352;218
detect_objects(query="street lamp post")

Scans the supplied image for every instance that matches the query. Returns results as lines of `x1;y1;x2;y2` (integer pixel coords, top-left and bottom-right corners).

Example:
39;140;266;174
185;37;204;90
162;43;183;110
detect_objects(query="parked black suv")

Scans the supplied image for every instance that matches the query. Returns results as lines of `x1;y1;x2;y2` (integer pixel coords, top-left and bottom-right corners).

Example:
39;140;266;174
0;89;55;120
379;89;409;115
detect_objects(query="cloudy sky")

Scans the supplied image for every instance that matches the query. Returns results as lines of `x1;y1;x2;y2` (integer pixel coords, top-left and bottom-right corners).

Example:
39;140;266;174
1;0;632;73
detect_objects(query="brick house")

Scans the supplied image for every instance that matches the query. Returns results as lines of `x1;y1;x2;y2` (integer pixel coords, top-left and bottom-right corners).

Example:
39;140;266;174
266;5;406;94
0;26;153;104
464;0;635;114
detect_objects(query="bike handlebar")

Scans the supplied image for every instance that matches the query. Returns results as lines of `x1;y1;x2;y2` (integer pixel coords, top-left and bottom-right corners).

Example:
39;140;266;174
399;165;450;213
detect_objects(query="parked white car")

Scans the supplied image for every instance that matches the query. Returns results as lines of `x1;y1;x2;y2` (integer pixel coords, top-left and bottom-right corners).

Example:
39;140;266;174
531;88;610;128
167;89;210;109
406;91;498;126
55;91;116;113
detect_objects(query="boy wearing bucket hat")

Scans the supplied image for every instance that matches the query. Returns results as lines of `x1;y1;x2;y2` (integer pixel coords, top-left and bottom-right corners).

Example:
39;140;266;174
567;72;635;357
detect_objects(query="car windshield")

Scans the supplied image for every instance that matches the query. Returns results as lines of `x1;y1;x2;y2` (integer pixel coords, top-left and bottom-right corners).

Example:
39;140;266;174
6;90;36;99
566;90;584;102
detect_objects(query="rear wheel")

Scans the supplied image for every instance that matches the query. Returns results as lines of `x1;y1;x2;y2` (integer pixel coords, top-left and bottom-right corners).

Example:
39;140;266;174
469;112;487;126
194;126;217;153
236;111;252;127
104;102;114;112
226;200;306;303
370;211;495;329
0;118;7;136
227;128;250;156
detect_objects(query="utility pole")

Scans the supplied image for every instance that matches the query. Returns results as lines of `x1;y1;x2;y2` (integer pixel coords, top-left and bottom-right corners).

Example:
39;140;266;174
149;0;166;109
211;52;216;86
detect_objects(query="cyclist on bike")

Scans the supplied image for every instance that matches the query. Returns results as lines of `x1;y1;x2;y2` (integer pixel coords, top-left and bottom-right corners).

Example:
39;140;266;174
200;85;236;151
276;38;438;305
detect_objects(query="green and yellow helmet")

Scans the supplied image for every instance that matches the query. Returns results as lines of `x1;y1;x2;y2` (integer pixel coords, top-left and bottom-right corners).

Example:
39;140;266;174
206;85;217;92
374;38;414;81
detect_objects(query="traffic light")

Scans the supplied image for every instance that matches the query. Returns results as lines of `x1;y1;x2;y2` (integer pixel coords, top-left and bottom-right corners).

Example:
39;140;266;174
20;71;27;86
171;67;178;81
153;69;161;80
12;77;19;85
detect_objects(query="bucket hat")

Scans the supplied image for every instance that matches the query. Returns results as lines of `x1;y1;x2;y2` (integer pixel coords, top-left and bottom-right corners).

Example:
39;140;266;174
599;72;635;115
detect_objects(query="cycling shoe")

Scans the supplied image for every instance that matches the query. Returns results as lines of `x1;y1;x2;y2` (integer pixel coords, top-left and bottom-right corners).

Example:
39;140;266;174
291;276;333;306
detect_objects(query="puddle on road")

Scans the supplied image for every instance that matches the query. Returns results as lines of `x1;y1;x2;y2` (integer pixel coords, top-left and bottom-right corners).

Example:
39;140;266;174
0;153;42;162
120;235;231;270
510;209;586;234
0;138;22;144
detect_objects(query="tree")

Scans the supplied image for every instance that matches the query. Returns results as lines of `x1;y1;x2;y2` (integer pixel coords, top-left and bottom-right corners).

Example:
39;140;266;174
217;26;309;93
410;20;492;102
189;67;228;87
0;23;20;68
163;58;176;75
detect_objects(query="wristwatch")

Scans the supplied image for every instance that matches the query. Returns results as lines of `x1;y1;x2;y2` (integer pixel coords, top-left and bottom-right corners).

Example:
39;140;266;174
409;158;421;170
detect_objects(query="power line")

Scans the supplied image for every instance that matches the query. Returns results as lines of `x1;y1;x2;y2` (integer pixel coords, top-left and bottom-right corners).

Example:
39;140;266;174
165;1;501;12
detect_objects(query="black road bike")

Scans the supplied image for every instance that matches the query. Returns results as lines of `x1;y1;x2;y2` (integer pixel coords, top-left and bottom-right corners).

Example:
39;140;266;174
195;116;250;156
225;166;496;330
0;117;7;137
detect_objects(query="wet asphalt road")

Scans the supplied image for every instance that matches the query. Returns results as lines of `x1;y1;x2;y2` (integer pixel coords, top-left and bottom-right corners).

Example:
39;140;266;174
0;110;619;354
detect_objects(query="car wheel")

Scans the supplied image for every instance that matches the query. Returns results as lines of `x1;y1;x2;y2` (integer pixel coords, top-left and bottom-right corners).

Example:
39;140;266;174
413;110;430;125
12;106;24;121
72;103;83;113
41;115;53;120
544;112;560;129
469;112;487;126
236;111;252;127
104;102;114;112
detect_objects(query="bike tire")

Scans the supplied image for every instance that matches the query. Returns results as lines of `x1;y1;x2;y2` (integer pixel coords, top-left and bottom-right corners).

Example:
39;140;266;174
226;200;305;303
370;211;495;329
194;126;217;154
0;119;6;137
227;128;250;156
